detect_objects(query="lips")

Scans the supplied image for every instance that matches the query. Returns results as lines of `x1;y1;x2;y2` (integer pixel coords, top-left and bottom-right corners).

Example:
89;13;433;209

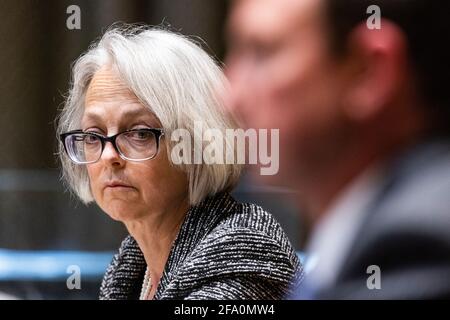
104;180;135;190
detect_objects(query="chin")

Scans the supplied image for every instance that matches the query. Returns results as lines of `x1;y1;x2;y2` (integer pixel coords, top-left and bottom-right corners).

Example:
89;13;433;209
104;208;143;223
98;199;141;222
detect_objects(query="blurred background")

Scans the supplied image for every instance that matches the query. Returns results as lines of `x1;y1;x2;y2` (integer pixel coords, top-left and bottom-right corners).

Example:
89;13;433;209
0;0;302;299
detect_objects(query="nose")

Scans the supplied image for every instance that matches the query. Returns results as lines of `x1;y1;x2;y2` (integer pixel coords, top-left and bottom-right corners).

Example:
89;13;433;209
100;140;125;166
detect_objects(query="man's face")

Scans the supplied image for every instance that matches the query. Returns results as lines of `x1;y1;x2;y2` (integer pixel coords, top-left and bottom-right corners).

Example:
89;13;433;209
226;0;350;187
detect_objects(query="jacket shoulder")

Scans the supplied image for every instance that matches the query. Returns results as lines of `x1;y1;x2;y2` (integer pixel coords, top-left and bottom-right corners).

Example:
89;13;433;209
165;203;303;297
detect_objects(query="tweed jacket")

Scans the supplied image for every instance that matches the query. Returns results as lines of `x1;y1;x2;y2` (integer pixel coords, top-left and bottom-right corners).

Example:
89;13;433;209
99;192;302;299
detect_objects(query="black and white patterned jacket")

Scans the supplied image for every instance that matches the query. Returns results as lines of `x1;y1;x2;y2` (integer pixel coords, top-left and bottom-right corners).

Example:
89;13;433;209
99;192;303;300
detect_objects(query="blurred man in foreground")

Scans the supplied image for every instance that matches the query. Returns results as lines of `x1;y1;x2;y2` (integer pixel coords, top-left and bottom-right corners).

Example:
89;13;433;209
226;0;450;299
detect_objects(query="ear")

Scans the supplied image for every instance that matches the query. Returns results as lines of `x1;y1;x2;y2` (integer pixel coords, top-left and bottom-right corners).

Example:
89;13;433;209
340;19;410;122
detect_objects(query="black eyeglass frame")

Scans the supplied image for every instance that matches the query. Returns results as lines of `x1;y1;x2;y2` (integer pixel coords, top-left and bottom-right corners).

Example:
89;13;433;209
59;128;165;164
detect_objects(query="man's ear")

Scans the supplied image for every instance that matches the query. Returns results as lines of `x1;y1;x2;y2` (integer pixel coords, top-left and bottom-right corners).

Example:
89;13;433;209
340;19;410;122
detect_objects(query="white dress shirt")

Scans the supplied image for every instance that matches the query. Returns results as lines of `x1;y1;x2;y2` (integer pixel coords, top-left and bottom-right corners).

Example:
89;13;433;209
303;166;385;292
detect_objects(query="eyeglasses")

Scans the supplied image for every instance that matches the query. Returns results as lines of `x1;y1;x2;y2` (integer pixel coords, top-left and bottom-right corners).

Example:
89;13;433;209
60;128;164;164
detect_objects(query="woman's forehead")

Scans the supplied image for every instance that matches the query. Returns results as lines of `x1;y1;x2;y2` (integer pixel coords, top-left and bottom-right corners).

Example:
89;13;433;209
83;67;160;125
85;66;138;106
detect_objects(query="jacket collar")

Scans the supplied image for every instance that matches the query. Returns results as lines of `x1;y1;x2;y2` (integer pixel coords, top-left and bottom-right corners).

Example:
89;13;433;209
105;192;237;299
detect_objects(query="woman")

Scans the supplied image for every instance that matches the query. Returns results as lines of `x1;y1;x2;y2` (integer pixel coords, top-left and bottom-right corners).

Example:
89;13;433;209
57;25;302;300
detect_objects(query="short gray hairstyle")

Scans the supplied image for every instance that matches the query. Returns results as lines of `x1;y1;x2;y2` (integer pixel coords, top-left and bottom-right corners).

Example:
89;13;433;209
57;25;242;205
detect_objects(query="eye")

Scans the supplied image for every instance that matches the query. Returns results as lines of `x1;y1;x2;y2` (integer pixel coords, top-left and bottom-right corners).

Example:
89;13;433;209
84;134;100;144
127;130;153;141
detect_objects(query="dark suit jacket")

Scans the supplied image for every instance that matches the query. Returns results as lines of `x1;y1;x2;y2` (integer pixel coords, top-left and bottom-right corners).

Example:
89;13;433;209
316;139;450;299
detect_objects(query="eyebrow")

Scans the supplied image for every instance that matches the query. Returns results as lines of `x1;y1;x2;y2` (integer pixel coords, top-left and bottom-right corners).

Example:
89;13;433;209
82;107;159;127
82;111;103;123
83;107;155;121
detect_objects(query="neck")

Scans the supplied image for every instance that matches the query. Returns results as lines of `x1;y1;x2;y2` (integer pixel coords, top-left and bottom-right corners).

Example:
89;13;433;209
124;197;189;296
301;127;424;230
300;147;378;228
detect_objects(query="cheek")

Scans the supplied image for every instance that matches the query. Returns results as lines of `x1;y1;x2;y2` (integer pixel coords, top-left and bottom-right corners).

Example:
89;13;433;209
266;55;342;131
256;61;345;173
86;164;103;199
132;151;188;206
243;51;317;129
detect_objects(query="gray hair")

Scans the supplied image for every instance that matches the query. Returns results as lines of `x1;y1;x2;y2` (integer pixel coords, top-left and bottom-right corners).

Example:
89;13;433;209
57;25;242;205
